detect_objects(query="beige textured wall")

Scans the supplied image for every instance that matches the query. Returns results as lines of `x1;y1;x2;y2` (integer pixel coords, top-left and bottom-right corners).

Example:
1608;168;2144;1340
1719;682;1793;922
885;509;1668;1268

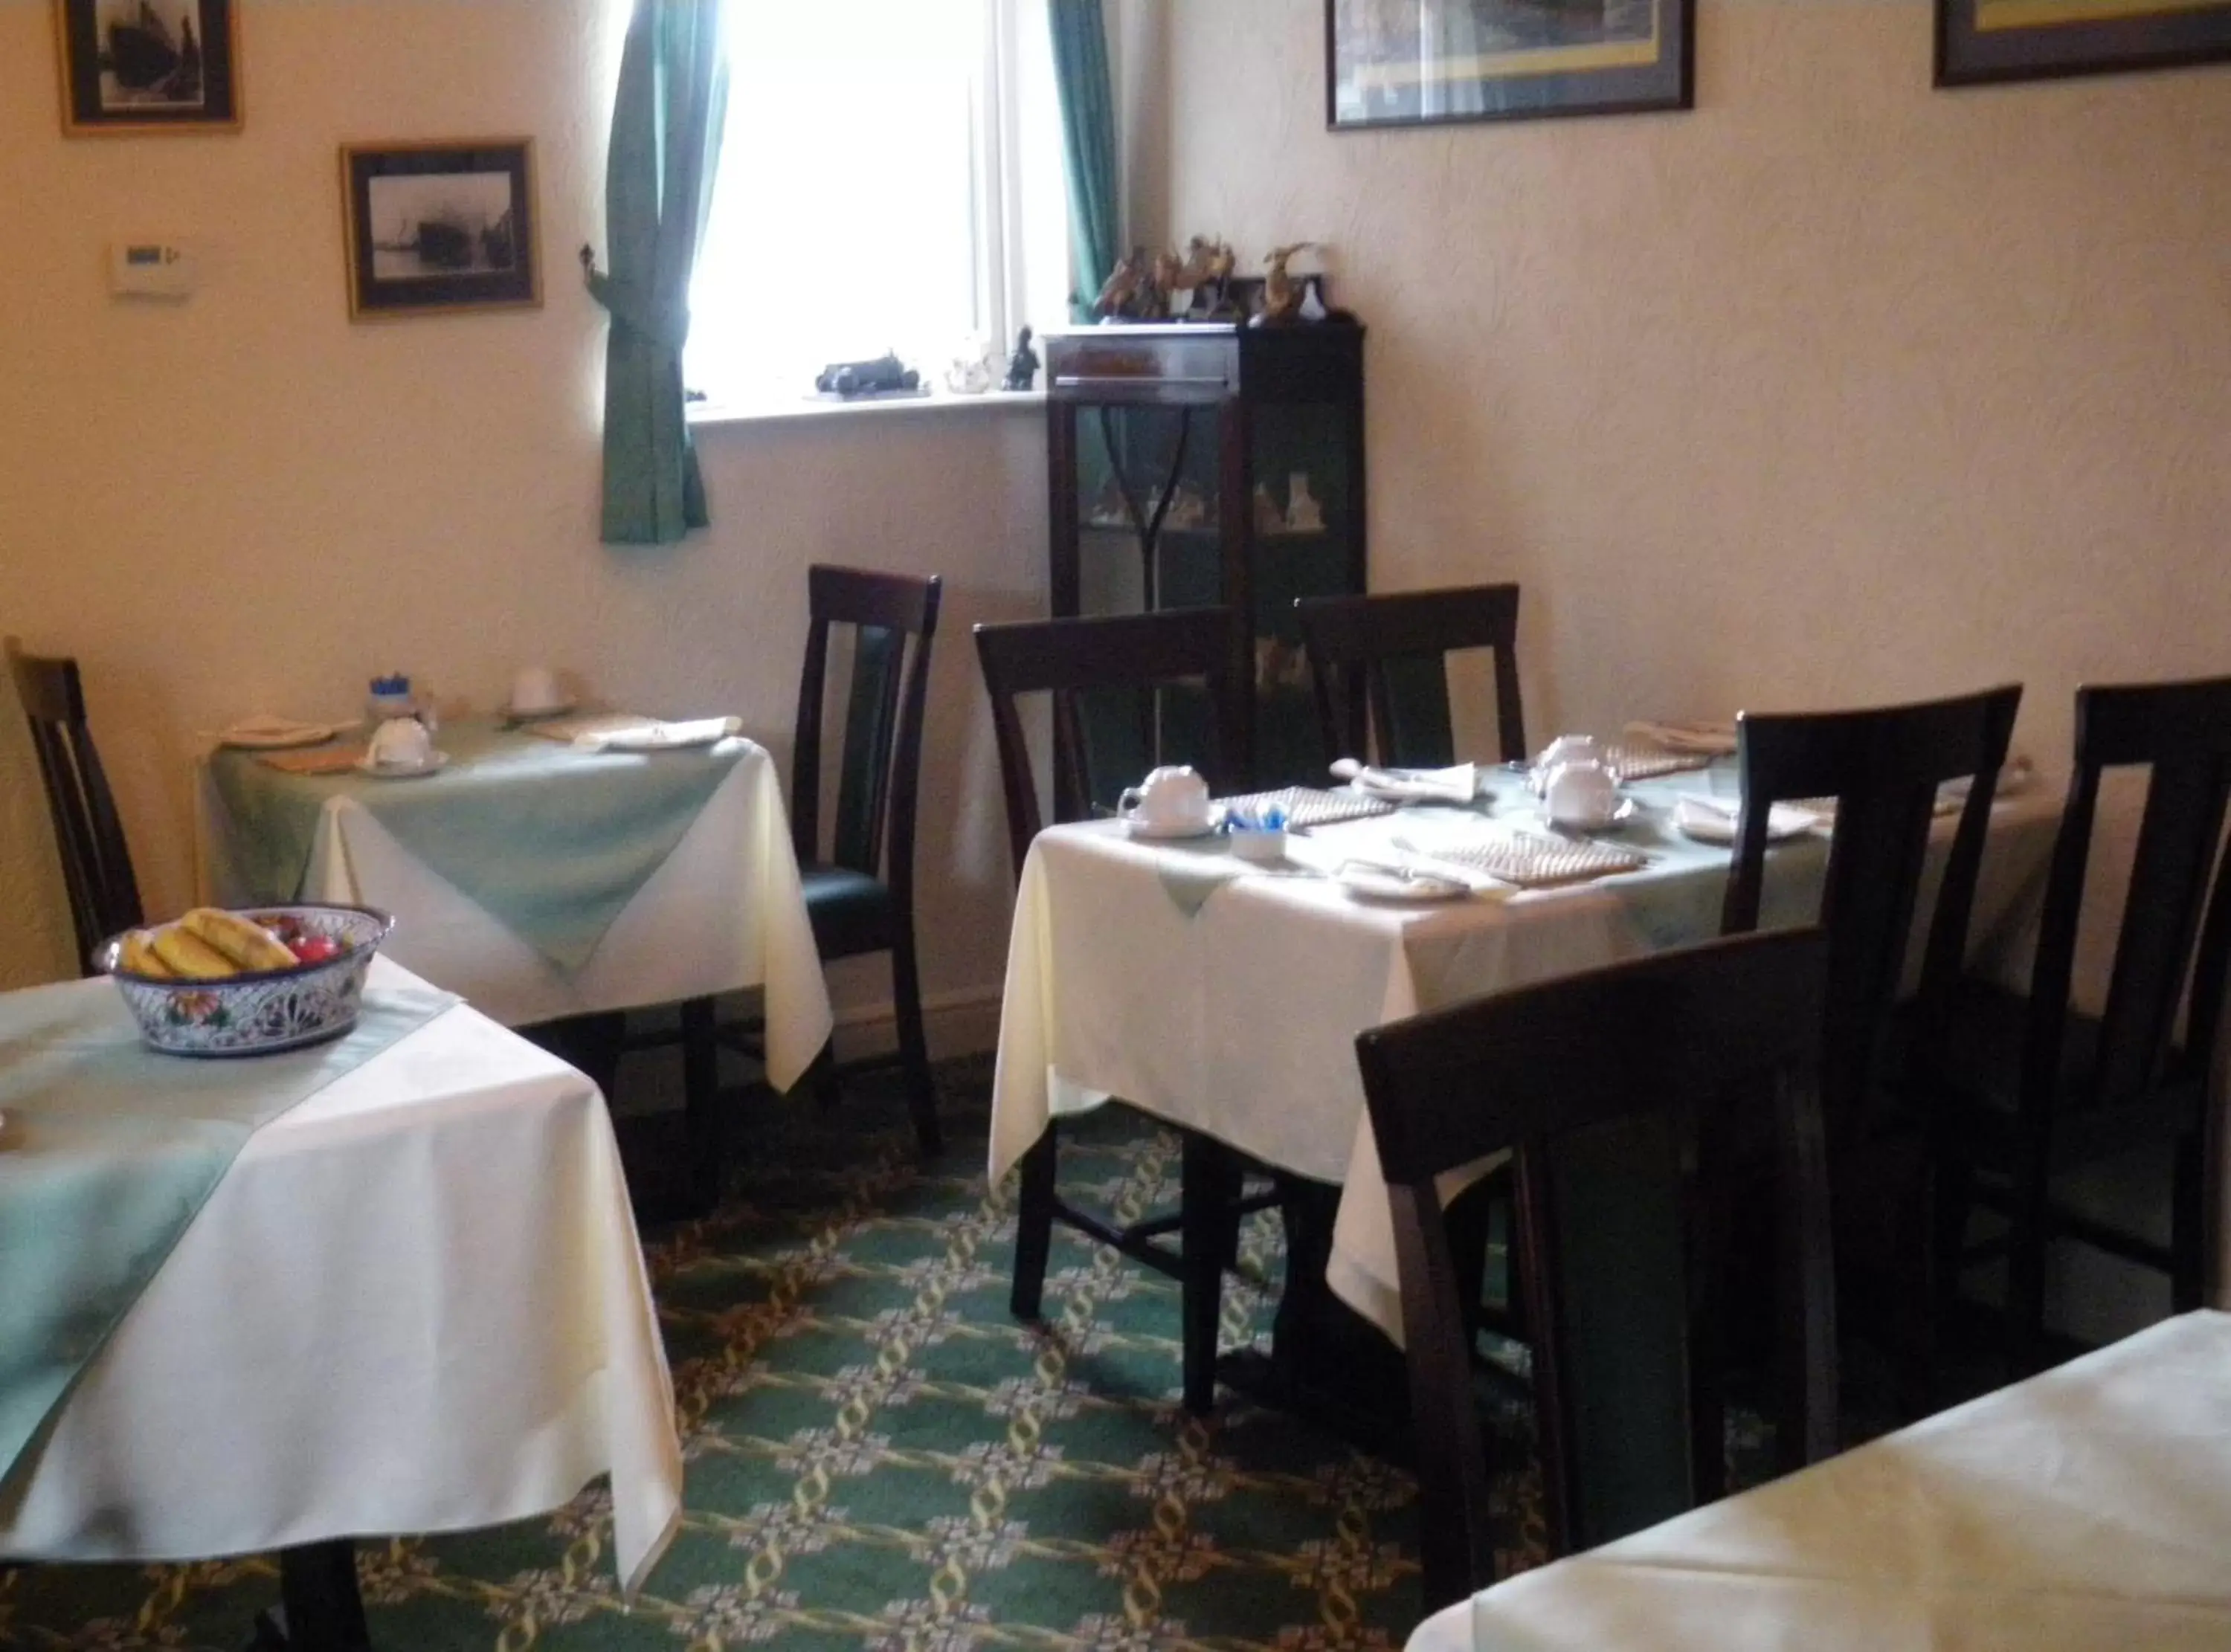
1165;1;2230;767
0;0;1045;1015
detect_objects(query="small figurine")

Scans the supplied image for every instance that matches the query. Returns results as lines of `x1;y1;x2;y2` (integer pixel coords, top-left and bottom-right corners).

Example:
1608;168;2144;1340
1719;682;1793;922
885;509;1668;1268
1150;249;1185;318
1254;483;1286;535
1286;473;1324;533
1094;250;1147;320
946;336;998;395
1298;277;1330;323
1258;242;1317;324
1004;326;1040;392
1163;482;1209;530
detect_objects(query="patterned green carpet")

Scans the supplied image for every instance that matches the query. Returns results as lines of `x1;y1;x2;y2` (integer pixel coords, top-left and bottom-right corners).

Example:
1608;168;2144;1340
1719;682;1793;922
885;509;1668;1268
1;1059;1550;1651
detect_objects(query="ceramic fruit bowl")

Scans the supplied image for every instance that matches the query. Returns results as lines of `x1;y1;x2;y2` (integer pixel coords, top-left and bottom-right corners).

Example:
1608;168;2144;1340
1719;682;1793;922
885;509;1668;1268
95;904;394;1057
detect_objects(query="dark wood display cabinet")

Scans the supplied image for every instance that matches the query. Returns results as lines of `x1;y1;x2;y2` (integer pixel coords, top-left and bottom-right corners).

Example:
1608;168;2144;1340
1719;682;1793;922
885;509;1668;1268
1044;319;1367;796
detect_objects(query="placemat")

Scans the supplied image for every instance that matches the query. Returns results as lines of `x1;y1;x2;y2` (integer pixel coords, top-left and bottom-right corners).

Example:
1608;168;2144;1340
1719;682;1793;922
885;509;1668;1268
257;743;367;775
1218;787;1397;831
1417;829;1649;889
1604;743;1717;784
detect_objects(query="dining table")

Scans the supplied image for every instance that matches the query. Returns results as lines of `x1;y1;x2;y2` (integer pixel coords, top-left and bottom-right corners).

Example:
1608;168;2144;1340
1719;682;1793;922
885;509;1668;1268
989;756;2068;1425
196;715;833;1088
0;957;683;1647
1408;1307;2231;1650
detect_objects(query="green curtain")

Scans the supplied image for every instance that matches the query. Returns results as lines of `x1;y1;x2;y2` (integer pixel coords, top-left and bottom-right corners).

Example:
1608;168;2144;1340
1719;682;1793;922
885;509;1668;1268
1049;0;1119;321
587;0;729;546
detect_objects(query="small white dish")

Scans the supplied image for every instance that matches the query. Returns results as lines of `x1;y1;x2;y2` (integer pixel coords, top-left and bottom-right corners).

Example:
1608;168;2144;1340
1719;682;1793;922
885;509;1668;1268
1227;826;1289;863
1335;862;1472;903
218;718;343;751
1127;809;1224;842
355;752;451;780
1673;796;1816;845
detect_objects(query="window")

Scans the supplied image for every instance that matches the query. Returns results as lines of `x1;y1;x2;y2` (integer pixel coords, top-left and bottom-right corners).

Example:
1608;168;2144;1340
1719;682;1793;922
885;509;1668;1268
686;0;1073;410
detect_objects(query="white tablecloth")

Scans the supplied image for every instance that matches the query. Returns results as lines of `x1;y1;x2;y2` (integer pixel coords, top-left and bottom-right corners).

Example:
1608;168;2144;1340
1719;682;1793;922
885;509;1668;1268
1411;1309;2231;1651
200;743;834;1090
990;781;2064;1338
0;961;683;1594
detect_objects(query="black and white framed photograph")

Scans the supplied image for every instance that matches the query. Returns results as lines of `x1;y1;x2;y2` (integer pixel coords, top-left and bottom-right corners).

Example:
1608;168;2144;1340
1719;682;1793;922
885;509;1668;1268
340;140;541;321
54;0;240;134
1328;0;1693;129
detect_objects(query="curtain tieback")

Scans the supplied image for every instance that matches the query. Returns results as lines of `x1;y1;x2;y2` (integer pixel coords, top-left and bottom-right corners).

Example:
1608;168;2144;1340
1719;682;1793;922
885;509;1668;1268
580;245;691;355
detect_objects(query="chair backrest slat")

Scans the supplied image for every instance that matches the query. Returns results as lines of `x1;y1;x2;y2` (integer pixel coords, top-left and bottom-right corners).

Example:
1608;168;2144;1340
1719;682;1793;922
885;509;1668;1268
1722;685;2022;1126
973;608;1240;885
2025;677;2231;1114
1356;929;1836;1610
789;567;941;894
1295;584;1526;768
7;638;144;972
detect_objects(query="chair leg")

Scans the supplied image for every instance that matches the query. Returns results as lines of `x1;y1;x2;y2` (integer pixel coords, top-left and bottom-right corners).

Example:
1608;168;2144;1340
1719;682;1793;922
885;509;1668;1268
2171;1133;2206;1314
1928;1153;1974;1377
1181;1132;1240;1416
1010;1127;1058;1323
2004;1162;2050;1378
681;996;723;1216
889;926;942;1158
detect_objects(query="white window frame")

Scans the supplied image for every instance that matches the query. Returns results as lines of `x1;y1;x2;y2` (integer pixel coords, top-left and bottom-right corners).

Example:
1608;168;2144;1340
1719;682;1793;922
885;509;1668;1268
686;0;1070;422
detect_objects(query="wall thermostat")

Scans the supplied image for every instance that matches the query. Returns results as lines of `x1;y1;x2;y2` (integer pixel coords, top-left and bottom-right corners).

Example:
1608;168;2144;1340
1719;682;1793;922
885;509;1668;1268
109;242;196;299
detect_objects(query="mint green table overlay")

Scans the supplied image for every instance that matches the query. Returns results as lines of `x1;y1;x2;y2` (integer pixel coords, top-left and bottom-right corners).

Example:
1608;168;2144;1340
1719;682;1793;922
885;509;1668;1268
205;720;747;970
0;978;457;1498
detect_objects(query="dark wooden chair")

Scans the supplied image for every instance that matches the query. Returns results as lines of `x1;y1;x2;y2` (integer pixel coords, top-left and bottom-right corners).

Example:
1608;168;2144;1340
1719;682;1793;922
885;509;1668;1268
1355;929;1838;1611
1722;685;2024;1132
1294;583;1526;768
1719;684;2021;1398
1920;676;2231;1371
7;637;143;973
973;606;1271;1413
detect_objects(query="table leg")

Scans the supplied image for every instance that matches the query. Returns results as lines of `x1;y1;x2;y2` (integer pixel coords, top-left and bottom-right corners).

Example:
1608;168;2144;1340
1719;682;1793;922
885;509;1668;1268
249;1540;370;1651
1217;1175;1414;1457
681;996;723;1215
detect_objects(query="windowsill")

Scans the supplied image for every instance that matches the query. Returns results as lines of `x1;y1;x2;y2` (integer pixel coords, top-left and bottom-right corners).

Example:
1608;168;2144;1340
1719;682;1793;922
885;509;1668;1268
688;388;1046;430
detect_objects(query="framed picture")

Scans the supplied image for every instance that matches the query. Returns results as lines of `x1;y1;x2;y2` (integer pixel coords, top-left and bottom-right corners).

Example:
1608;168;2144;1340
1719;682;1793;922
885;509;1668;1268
1327;0;1693;129
54;0;240;134
340;140;542;322
1937;0;2231;84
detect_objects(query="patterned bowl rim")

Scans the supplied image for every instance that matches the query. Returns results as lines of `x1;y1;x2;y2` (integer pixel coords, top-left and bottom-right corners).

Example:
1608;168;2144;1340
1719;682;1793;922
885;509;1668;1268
95;904;396;986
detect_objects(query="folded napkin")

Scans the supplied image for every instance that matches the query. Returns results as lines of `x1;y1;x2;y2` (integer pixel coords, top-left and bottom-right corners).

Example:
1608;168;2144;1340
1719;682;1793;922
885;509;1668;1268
1625;719;1739;756
1348;763;1477;804
573;716;742;754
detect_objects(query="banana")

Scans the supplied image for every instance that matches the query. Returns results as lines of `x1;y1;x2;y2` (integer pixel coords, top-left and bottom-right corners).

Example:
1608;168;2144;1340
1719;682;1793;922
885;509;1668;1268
150;923;238;981
181;907;297;972
119;929;173;978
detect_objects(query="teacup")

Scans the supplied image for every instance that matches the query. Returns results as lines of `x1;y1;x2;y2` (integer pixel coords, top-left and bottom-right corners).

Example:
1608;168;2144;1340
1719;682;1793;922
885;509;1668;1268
509;665;565;717
1118;765;1213;834
367;716;435;771
1542;759;1621;830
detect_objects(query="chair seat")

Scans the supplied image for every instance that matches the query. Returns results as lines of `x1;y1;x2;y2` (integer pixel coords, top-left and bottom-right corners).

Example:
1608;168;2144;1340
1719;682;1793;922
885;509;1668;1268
1908;982;2203;1170
801;862;897;961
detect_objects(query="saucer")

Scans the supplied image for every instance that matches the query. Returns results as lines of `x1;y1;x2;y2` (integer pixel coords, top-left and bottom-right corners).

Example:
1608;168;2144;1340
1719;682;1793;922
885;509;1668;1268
1335;862;1471;903
219;718;344;751
1672;796;1816;845
1126;810;1223;841
1542;796;1641;832
502;700;576;726
355;752;451;780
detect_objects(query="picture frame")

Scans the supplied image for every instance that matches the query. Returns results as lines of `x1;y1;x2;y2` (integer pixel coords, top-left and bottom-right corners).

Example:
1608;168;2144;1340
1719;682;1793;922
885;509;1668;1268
1936;0;2231;85
54;0;241;135
339;140;542;322
1327;0;1693;129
